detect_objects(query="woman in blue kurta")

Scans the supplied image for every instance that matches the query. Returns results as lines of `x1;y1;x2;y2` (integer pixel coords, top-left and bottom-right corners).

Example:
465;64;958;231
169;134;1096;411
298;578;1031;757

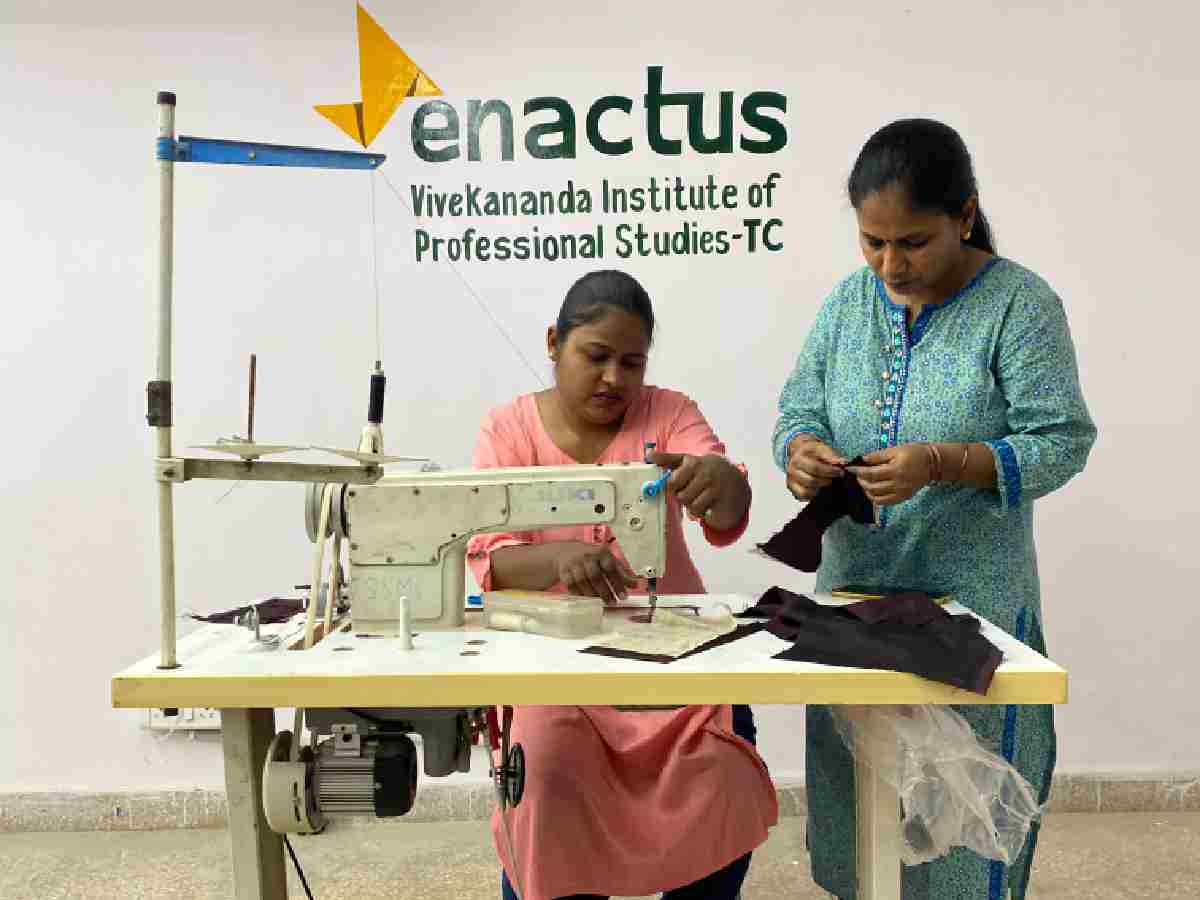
772;119;1096;899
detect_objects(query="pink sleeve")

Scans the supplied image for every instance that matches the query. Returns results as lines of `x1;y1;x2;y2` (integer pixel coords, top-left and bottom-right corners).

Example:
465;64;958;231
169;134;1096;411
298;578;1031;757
466;410;538;592
662;396;751;547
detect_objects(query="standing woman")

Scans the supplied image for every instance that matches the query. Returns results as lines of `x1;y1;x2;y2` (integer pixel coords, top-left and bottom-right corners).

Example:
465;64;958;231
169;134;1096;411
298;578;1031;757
468;269;778;900
773;119;1095;899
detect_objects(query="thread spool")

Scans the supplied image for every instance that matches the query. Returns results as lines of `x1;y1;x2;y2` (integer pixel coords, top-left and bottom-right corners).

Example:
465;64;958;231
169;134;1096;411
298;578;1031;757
368;363;386;424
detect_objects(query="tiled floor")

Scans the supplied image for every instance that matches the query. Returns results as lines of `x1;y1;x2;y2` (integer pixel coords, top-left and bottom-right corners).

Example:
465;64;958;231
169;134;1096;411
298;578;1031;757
0;812;1197;898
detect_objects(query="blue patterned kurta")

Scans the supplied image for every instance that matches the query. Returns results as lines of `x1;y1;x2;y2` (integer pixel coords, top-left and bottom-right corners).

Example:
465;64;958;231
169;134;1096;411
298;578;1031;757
771;257;1096;900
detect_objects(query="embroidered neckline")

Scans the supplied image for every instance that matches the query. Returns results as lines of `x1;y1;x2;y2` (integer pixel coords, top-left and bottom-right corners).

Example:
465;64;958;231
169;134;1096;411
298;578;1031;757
876;255;1003;329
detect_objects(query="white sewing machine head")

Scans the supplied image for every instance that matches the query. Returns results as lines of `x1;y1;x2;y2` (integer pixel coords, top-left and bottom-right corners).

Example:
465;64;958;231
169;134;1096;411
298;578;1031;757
318;463;668;635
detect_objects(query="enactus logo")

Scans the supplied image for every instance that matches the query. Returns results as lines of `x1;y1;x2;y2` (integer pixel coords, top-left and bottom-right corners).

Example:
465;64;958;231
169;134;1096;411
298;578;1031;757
409;66;786;162
318;4;789;264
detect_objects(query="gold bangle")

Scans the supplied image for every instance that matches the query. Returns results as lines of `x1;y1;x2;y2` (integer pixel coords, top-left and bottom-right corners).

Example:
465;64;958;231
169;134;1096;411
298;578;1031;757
927;443;944;483
959;443;970;481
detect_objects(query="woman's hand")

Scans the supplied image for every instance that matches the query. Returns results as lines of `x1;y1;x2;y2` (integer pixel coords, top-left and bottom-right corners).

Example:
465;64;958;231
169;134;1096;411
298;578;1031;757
648;452;751;530
846;444;931;506
556;542;639;604
785;435;847;501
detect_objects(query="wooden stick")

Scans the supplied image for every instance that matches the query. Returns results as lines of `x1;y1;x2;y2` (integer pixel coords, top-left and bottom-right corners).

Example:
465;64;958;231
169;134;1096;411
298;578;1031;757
323;531;341;641
303;485;335;652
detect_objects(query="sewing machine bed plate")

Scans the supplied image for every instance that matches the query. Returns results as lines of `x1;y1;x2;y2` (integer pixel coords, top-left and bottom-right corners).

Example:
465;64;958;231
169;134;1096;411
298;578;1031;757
112;594;1066;709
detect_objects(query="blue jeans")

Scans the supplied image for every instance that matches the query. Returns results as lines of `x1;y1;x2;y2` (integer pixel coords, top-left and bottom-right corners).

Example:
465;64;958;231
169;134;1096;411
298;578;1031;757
501;704;757;900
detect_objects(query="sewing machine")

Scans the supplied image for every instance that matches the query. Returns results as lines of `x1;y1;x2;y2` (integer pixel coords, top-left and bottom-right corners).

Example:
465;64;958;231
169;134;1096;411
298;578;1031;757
266;461;670;835
313;462;668;636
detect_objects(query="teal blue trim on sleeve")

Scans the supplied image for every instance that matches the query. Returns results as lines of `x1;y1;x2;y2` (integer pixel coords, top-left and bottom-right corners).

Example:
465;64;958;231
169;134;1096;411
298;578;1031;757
988;438;1022;511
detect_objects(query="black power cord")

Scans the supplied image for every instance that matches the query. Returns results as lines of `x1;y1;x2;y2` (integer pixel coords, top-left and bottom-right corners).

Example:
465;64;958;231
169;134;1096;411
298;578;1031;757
283;834;315;900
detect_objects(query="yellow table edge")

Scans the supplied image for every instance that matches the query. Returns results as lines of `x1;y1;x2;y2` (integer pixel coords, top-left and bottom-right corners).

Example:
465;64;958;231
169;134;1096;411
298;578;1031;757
113;667;1066;709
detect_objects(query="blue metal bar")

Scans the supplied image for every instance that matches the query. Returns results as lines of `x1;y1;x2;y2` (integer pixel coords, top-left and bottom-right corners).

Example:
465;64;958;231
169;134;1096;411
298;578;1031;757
156;136;384;170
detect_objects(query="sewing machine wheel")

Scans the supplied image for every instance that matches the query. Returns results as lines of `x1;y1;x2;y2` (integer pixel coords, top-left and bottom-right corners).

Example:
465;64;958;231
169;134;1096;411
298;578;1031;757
331;483;350;539
262;730;325;835
304;483;328;542
504;743;526;808
304;483;350;542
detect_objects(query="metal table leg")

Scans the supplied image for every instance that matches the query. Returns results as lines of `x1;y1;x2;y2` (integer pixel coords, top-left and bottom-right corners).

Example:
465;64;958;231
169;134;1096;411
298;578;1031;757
222;708;288;900
855;746;902;900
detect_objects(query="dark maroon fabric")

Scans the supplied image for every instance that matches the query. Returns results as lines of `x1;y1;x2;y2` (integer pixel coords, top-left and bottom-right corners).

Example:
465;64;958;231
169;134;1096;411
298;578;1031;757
756;458;873;573
842;591;945;626
739;587;1003;696
189;597;306;625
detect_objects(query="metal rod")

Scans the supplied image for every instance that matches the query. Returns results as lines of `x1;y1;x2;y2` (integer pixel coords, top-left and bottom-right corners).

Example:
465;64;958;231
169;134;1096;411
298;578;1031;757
156;91;179;669
247;353;257;443
178;458;384;485
855;738;902;900
171;135;385;169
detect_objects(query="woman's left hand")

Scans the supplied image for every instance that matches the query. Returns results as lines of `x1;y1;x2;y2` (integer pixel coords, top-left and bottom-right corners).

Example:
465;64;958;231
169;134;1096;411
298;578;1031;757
648;452;750;530
845;444;930;506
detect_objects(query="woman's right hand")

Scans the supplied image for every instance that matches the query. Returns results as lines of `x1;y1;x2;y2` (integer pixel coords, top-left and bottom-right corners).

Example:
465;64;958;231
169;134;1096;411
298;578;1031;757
556;542;639;604
785;434;848;501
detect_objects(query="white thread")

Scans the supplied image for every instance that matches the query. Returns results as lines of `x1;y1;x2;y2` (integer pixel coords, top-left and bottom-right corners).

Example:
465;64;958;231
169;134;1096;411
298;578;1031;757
377;170;545;387
370;172;382;363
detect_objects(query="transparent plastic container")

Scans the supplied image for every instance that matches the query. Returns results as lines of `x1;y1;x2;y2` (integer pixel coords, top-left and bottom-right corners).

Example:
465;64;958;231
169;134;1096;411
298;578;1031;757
482;590;604;639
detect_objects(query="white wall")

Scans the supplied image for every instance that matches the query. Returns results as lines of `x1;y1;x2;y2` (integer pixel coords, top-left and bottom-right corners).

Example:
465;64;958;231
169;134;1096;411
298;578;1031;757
2;0;1197;792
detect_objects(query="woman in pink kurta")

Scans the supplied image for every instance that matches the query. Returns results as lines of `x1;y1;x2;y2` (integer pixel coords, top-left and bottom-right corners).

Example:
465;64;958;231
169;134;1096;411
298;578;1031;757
466;271;778;900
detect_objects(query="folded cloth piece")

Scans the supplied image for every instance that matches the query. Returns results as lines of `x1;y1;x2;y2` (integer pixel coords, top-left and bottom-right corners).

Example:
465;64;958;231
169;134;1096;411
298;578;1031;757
755;457;874;572
843;591;945;626
189;597;305;625
735;589;940;627
581;610;766;664
742;587;1003;696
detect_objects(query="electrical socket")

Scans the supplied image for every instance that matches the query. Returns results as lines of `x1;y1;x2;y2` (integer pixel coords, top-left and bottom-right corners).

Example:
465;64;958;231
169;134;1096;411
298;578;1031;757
191;707;222;728
146;707;222;731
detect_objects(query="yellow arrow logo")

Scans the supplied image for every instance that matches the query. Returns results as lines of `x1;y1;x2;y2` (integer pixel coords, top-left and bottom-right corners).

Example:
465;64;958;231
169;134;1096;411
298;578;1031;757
315;3;441;147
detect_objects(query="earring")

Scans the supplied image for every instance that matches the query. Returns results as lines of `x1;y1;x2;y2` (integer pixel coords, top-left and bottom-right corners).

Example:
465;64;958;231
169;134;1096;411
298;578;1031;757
962;230;972;240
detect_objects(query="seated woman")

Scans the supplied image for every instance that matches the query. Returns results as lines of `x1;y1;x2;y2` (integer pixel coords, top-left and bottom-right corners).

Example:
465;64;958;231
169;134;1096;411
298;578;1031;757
466;269;777;900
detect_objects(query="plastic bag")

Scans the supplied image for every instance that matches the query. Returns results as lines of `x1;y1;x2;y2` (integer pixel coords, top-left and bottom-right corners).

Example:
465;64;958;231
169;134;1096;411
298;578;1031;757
831;704;1043;866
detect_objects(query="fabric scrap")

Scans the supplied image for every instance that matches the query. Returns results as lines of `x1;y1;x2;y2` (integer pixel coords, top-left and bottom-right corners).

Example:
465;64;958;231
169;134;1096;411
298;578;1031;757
755;458;874;572
189;597;308;625
744;587;1003;695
